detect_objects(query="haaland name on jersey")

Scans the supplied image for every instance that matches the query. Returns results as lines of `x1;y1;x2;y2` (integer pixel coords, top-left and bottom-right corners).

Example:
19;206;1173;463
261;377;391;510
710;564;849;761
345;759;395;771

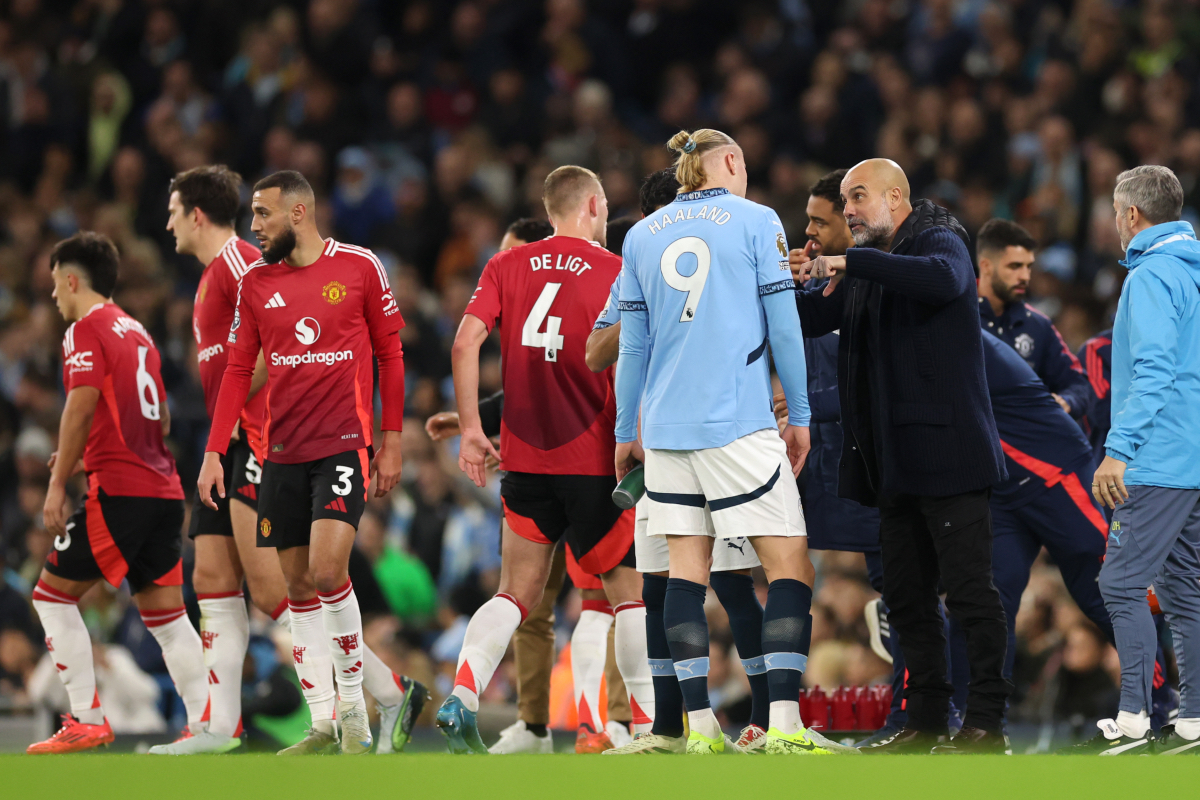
645;193;734;234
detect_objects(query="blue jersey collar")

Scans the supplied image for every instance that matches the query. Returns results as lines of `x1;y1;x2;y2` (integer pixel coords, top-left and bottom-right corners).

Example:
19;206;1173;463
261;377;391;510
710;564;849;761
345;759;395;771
676;188;730;202
1121;220;1197;270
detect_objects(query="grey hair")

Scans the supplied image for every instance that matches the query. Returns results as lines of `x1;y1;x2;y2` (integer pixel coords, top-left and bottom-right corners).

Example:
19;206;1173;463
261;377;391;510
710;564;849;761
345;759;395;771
1114;165;1184;225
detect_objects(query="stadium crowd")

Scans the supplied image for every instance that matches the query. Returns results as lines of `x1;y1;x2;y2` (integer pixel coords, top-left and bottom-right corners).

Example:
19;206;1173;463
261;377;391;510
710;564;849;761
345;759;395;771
2;0;1196;742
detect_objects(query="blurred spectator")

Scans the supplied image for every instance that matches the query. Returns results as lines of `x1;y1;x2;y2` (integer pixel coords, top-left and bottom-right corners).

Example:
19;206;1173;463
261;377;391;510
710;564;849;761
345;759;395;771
331;147;395;245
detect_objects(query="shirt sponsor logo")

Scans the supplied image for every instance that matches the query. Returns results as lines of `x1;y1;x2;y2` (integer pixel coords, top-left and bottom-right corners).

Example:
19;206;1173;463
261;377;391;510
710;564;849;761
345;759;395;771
294;317;321;345
382;291;399;316
64;351;94;372
271;349;354;368
197;343;224;363
322;280;347;305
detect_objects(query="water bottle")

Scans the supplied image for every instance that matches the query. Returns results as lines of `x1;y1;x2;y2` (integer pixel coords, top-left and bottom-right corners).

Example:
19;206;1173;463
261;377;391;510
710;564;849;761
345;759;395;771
612;463;645;509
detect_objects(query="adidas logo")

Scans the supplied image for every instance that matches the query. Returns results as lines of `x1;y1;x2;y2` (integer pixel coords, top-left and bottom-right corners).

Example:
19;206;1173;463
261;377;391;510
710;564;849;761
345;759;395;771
264;292;286;308
324;497;348;513
238;484;257;500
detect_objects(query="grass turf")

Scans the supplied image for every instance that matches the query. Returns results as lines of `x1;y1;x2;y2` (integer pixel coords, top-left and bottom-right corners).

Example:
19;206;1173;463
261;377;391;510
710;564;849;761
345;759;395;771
3;753;1193;800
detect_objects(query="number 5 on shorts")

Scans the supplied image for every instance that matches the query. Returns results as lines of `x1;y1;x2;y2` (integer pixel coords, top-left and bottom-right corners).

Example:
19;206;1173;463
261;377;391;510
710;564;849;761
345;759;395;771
332;466;354;497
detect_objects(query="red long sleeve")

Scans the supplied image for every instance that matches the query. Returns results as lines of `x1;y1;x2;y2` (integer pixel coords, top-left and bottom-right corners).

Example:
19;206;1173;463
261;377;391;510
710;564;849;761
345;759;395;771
206;346;257;454
374;332;405;432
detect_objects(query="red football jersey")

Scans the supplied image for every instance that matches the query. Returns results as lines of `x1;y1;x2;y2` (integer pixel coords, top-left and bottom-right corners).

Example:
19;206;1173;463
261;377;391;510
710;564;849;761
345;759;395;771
193;236;268;457
62;303;184;499
227;239;404;464
465;236;620;475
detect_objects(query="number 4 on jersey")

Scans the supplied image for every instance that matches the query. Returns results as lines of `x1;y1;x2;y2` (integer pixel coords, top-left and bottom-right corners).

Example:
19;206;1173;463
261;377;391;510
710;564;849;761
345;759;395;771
523;283;565;362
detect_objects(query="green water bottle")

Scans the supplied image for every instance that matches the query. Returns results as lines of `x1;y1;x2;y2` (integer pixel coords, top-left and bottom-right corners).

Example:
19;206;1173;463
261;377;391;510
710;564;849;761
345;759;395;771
612;463;645;509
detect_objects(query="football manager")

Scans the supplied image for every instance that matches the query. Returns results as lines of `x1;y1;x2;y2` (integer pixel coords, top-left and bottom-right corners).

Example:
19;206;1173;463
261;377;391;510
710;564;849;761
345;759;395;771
794;159;1010;754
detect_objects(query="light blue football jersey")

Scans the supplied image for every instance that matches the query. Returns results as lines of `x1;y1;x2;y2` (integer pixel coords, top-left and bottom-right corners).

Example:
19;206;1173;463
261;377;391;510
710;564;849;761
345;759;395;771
614;187;810;450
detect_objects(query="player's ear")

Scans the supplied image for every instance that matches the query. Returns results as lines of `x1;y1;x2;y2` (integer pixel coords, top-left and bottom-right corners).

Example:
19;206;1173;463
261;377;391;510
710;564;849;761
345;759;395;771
588;194;598;217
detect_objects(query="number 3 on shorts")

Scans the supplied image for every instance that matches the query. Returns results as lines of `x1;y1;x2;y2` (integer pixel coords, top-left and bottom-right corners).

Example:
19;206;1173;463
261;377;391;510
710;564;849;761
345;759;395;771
332;466;354;497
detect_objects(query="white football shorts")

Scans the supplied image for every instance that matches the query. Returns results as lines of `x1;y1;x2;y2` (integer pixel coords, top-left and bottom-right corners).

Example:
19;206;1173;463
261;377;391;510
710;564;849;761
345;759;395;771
633;496;761;573
644;428;807;539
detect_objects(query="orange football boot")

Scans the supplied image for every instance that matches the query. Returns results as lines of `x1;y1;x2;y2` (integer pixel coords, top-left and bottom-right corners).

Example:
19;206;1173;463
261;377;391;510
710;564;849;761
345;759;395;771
575;725;615;754
27;715;114;754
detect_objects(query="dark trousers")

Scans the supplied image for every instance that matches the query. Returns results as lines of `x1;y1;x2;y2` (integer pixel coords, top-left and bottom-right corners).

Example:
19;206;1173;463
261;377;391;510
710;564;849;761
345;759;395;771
879;488;1012;733
949;483;1113;718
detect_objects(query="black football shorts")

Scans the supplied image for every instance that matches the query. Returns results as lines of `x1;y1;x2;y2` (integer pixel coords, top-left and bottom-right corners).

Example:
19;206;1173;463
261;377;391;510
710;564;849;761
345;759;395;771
500;472;635;577
46;488;185;594
189;437;263;539
256;447;371;550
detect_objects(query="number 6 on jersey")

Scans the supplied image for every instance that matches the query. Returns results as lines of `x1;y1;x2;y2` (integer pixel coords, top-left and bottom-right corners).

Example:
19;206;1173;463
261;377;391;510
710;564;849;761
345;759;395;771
660;236;711;322
523;283;565;361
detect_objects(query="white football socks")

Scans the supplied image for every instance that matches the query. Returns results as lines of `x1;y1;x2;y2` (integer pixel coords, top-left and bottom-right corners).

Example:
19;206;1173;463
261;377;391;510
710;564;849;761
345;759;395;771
270;598;291;629
451;593;526;713
288;596;336;728
140;606;208;728
1116;709;1151;739
769;699;803;735
572;601;613;732
362;646;405;707
613;601;654;735
32;581;104;725
688;708;722;739
197;592;249;737
318;580;365;706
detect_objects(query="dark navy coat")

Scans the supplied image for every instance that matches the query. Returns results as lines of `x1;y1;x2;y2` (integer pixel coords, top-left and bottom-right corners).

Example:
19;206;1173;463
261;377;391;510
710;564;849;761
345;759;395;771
796;200;1007;506
978;298;1091;420
800;284;880;552
982;333;1095;511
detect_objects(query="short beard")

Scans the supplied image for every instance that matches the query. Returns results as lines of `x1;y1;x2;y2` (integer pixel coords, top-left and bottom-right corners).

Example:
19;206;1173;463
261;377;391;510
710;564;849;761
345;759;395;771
261;227;297;264
849;214;894;250
993;276;1025;306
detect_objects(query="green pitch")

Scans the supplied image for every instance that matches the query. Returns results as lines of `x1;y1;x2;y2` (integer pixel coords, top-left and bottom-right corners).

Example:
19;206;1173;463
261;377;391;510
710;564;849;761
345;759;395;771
3;754;1193;800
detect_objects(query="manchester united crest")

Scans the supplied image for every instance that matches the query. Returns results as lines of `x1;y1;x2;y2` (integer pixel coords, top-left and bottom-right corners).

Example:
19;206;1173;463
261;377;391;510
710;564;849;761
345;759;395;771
259;518;271;538
322;280;347;305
